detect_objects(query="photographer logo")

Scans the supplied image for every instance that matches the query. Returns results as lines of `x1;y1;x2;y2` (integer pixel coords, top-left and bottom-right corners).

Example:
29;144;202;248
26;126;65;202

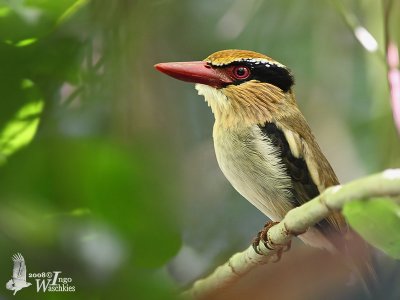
5;252;76;295
5;253;32;295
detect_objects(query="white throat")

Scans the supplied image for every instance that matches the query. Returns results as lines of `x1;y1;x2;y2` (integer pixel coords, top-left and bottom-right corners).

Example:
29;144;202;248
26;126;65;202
195;84;230;120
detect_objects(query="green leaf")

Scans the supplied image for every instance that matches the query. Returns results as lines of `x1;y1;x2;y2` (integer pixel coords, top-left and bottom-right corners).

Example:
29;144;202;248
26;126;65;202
15;37;37;47
56;0;89;25
0;79;43;165
343;198;400;259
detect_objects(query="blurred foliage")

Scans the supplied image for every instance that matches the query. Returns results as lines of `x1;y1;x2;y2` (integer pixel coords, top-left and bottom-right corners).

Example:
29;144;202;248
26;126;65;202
0;80;43;164
0;0;181;299
343;197;400;259
0;0;399;299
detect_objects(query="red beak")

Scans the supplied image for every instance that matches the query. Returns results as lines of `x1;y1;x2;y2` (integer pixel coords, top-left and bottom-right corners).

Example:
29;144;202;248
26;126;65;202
154;61;232;88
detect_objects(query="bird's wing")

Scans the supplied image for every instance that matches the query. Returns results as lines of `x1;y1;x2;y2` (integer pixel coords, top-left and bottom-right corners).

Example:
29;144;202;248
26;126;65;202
277;113;376;291
264;114;347;234
12;253;27;281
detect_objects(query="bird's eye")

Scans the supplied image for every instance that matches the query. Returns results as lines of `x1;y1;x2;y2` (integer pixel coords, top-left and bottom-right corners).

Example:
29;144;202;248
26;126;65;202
232;66;250;80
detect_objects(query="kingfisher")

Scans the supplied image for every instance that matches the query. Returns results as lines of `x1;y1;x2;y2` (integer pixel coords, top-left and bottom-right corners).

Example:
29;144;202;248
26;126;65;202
155;49;374;290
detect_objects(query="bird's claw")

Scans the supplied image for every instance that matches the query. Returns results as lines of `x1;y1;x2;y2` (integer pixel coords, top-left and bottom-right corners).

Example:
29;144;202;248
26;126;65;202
252;221;291;262
252;221;279;255
252;233;262;255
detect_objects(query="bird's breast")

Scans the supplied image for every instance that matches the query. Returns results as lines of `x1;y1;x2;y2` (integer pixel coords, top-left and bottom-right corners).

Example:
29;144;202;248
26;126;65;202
213;124;294;221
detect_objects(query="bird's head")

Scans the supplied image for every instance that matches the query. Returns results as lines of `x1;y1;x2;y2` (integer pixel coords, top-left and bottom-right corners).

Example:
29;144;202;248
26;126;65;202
155;49;296;127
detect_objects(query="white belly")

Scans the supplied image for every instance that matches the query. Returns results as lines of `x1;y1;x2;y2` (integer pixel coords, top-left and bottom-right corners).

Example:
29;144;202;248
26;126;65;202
213;124;294;221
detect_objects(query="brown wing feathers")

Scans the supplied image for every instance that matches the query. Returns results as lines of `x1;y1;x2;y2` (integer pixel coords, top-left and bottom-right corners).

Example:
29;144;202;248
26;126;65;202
258;121;346;236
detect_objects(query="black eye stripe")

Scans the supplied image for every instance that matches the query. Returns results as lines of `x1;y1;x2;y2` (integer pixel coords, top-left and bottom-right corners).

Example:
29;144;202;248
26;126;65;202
221;60;294;92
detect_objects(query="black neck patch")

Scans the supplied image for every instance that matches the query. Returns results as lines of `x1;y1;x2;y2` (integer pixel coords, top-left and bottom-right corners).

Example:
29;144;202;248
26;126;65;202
224;60;294;92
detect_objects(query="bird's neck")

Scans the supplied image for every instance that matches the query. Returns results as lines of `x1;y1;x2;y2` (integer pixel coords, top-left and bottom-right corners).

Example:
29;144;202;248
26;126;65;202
195;82;298;129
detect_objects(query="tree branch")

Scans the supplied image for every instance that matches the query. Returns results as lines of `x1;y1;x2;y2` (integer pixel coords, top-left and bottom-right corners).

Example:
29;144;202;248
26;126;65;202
181;169;400;299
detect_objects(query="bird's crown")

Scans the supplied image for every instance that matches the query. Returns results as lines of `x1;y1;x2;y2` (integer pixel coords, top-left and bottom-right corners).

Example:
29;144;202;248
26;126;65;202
202;49;293;93
204;49;285;68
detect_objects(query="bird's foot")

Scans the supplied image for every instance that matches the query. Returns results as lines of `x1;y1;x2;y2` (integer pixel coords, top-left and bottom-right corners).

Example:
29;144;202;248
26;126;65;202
252;221;279;255
252;221;291;262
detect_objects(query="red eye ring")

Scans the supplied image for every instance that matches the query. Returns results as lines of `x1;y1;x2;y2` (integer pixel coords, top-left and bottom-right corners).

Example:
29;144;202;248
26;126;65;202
232;66;250;80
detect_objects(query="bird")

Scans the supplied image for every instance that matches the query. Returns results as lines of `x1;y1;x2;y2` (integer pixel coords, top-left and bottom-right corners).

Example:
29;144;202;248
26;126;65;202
6;253;32;295
155;49;374;290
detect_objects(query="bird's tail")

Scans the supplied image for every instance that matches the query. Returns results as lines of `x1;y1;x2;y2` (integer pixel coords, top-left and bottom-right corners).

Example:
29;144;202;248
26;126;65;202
342;229;377;297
